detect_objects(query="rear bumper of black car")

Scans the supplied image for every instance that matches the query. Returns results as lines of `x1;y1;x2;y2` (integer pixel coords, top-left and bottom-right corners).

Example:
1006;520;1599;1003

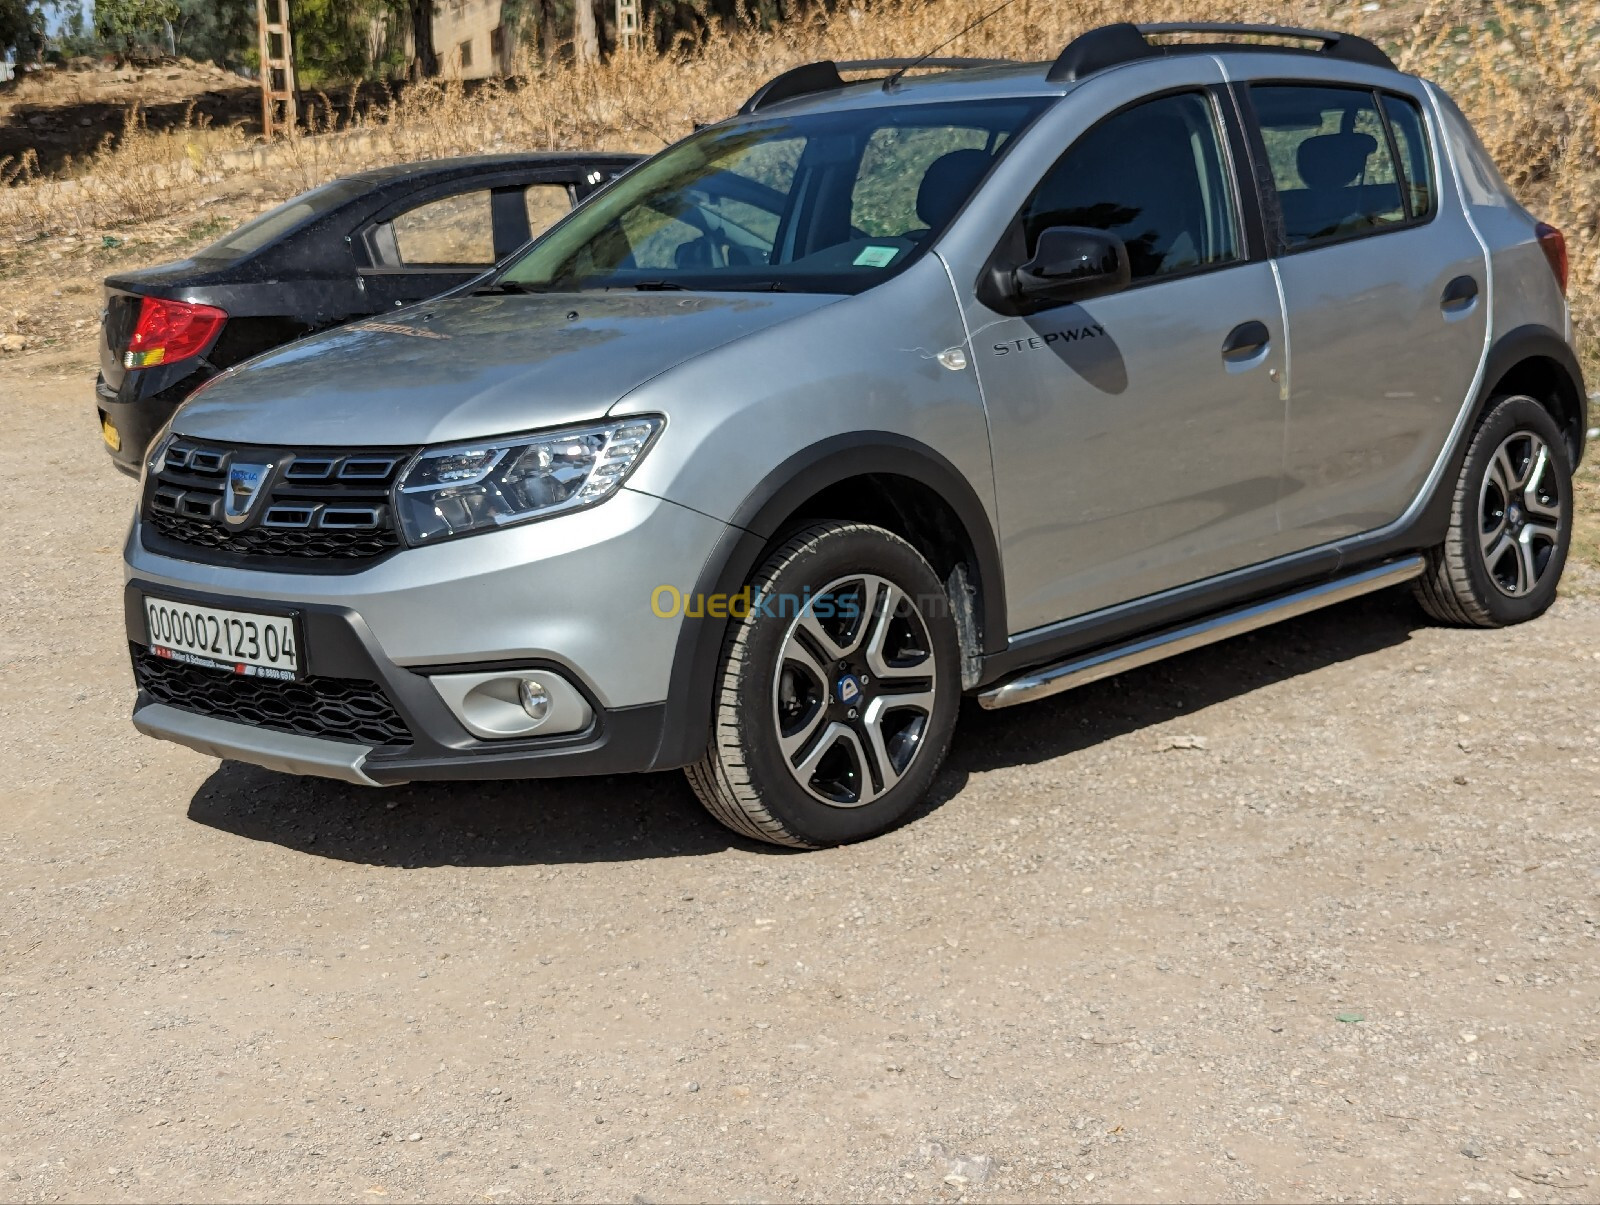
97;366;211;475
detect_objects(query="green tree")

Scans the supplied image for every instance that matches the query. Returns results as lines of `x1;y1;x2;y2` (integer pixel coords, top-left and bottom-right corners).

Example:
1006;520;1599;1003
172;0;254;67
51;0;99;55
0;0;45;59
95;0;180;55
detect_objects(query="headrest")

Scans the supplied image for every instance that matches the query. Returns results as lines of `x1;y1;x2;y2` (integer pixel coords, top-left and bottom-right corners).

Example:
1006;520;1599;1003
1296;132;1378;190
915;148;992;229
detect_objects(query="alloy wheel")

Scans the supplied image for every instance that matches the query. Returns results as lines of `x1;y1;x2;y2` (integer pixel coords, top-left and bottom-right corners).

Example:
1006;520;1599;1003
771;574;938;807
1478;430;1562;598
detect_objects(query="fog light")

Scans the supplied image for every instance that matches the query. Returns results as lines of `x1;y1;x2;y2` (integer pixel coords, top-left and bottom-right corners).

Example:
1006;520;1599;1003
518;678;551;722
429;669;592;740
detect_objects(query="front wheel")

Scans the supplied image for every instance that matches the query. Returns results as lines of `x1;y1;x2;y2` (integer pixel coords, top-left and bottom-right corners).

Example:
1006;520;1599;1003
1414;394;1573;627
685;521;962;848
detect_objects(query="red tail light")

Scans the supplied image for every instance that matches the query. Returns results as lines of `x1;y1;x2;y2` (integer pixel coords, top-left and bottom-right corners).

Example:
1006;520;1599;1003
124;297;227;369
1535;222;1568;295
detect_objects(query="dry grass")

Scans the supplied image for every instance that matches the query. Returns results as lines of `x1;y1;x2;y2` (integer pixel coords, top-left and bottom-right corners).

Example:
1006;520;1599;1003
0;0;1595;367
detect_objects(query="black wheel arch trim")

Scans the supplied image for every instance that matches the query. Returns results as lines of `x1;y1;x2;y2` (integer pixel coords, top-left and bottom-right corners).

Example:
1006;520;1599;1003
649;432;1007;770
1474;322;1587;464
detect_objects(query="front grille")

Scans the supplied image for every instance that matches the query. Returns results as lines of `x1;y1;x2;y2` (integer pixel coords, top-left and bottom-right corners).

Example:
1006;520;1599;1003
141;439;414;567
147;511;400;560
133;646;413;747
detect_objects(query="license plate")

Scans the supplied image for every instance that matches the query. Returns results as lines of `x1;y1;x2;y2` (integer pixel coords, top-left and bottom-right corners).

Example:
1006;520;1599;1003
100;415;121;452
143;597;301;680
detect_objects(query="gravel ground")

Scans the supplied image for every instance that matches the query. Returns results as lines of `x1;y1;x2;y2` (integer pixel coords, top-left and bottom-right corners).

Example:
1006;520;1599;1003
2;345;1598;1204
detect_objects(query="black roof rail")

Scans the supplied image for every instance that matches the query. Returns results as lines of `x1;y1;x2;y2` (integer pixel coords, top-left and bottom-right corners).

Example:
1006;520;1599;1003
836;57;1015;71
1046;21;1395;83
739;57;1015;115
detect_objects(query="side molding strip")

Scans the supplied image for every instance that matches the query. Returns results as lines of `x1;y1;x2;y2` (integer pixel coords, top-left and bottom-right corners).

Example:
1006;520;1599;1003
977;556;1424;710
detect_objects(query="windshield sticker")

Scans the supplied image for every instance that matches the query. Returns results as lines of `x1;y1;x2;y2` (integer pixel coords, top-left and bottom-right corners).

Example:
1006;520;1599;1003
853;245;900;268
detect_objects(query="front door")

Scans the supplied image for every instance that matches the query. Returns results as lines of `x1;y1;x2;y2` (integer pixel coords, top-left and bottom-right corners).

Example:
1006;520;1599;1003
962;87;1291;632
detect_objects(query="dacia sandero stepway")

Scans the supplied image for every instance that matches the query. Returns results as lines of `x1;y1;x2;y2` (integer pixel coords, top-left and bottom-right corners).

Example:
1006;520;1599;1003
124;22;1586;846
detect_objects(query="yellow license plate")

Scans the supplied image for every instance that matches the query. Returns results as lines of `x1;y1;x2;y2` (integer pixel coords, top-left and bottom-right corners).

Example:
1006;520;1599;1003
100;416;122;452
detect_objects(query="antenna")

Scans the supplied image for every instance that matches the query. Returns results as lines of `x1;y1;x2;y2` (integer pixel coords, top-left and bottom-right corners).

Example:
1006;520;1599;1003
883;0;1026;90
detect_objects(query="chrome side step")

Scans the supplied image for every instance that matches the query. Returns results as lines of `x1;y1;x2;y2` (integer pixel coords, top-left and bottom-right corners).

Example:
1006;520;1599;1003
976;556;1425;710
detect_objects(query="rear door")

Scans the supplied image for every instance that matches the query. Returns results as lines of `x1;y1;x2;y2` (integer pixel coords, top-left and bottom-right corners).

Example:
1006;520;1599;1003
1239;77;1489;544
357;184;505;312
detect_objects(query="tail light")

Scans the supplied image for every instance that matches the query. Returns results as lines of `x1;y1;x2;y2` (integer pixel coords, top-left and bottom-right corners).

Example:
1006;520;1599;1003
1535;222;1568;295
124;297;227;369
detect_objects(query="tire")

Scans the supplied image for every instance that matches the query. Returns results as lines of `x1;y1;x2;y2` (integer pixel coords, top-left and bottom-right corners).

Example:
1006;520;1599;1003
1413;394;1573;627
685;521;962;848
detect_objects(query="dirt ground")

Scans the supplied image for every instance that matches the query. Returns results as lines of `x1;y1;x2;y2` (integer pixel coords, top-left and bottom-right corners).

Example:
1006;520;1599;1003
2;340;1599;1205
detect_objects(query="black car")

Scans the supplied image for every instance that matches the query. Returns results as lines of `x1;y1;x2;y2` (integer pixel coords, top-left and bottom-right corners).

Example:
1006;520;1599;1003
96;151;641;475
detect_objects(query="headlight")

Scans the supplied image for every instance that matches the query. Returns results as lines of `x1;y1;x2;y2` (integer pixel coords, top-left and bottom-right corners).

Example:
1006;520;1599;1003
394;416;665;544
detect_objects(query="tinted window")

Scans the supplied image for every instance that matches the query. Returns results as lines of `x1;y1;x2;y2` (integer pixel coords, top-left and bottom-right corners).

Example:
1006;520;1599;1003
1021;92;1239;282
391;190;495;265
1381;94;1435;219
497;99;1047;295
1251;85;1409;246
191;176;370;261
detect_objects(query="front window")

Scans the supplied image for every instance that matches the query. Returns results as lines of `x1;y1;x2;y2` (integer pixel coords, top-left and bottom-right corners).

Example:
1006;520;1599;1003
1020;91;1241;282
495;99;1048;295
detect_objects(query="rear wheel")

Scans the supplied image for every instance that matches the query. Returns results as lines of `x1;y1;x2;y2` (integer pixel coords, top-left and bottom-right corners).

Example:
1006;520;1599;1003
685;521;961;848
1414;394;1572;626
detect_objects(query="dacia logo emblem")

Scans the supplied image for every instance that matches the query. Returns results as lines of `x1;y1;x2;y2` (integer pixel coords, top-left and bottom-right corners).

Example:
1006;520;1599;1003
224;461;274;526
835;673;862;706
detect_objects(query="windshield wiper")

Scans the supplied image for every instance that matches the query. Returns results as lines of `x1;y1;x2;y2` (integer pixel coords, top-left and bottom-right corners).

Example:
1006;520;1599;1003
632;279;686;291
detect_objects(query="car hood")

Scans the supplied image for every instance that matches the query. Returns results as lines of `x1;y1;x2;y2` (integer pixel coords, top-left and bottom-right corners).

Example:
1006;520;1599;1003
171;291;839;446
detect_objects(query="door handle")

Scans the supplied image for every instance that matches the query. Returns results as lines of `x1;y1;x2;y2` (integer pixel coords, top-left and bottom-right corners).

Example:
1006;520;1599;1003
1221;320;1271;362
1441;275;1479;312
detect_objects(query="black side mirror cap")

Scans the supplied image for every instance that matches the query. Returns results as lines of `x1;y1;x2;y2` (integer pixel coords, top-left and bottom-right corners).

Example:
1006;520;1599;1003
1013;226;1131;305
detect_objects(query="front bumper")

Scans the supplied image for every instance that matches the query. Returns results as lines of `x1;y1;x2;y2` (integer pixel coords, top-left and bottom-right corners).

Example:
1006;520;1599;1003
124;487;728;783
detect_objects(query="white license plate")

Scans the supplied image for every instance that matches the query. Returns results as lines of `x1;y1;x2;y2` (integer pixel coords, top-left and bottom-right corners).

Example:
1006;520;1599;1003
144;597;301;680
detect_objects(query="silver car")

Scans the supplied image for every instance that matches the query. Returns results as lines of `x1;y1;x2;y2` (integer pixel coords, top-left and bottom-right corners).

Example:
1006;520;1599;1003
125;22;1586;848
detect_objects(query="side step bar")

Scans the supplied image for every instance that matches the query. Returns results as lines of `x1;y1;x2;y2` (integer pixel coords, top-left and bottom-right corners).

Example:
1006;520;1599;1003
977;556;1425;710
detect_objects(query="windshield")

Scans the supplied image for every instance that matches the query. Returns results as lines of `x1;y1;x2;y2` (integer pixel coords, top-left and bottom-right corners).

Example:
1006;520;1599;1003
496;98;1047;295
191;176;372;261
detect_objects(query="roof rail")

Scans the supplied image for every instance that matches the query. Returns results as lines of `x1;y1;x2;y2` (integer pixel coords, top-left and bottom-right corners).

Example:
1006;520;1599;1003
1046;21;1395;83
739;57;1015;115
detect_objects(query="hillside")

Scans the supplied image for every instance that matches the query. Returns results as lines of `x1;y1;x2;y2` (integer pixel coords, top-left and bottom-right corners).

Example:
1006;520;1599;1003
0;0;1594;373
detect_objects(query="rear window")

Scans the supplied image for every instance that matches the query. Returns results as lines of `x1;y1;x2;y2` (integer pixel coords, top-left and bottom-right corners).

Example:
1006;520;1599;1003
191;177;370;261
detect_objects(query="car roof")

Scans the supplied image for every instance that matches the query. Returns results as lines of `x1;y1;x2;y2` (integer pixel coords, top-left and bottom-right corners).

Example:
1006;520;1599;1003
749;62;1074;116
738;24;1411;119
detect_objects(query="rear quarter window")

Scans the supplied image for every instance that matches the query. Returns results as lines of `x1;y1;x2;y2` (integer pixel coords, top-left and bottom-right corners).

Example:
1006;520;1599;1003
191;176;370;261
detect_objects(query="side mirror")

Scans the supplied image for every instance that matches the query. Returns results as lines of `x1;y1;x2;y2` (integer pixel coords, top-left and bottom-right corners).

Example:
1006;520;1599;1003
1014;226;1131;304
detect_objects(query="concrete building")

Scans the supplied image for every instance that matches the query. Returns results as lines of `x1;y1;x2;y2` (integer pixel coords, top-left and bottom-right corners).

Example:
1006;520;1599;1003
434;0;512;79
